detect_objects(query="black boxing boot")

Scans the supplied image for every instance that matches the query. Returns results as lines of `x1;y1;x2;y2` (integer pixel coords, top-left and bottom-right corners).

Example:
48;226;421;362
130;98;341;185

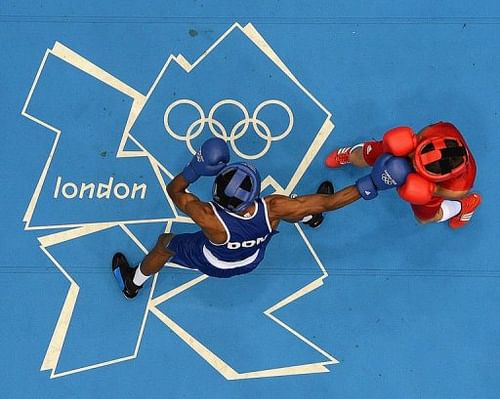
112;252;143;299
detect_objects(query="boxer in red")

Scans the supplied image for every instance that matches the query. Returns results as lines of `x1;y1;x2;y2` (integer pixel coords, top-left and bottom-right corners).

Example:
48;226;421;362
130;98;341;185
325;122;481;228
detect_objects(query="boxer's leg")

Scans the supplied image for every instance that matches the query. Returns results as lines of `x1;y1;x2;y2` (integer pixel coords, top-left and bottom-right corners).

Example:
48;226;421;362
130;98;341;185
112;233;175;299
413;206;443;224
411;197;477;226
411;198;463;224
139;233;175;276
325;140;384;168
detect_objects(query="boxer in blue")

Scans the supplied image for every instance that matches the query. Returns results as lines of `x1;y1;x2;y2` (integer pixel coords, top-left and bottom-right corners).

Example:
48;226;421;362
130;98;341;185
113;138;411;298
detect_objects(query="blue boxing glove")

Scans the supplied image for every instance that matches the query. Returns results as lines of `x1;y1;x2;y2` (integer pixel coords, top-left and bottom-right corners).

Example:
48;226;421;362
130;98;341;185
356;153;412;200
181;137;230;183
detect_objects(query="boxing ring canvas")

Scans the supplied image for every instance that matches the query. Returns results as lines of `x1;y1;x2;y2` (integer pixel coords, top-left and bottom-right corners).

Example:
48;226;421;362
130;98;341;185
1;1;498;398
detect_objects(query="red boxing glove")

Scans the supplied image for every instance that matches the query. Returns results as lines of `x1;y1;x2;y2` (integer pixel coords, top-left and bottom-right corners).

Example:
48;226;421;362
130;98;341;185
382;126;418;156
397;173;436;205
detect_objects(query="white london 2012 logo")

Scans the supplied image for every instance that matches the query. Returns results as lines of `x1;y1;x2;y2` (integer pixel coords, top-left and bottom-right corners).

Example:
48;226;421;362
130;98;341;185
25;23;336;381
163;98;294;160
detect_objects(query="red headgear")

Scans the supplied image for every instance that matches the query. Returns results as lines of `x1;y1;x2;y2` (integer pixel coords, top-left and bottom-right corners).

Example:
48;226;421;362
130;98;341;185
413;136;468;182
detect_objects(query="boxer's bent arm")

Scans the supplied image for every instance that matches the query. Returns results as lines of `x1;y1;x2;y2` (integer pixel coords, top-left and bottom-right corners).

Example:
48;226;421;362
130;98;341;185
167;174;227;243
266;185;361;225
435;185;469;200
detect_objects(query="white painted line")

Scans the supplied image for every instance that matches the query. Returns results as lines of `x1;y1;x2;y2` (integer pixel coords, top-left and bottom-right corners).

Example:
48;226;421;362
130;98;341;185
39;229;156;378
26;22;339;380
150;274;209;306
21;46;175;230
51;42;146;101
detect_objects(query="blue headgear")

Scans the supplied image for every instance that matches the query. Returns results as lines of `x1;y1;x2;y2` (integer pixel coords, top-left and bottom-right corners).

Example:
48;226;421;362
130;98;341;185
213;162;261;213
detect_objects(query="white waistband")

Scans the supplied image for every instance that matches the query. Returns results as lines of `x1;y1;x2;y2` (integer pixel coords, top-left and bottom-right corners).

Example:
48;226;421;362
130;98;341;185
202;245;259;270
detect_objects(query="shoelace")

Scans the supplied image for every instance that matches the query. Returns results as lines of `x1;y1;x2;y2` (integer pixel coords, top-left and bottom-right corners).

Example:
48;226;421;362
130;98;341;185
336;147;352;164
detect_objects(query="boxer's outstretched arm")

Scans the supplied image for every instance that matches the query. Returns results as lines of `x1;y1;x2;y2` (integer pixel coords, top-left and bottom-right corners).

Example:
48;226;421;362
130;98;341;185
266;185;361;226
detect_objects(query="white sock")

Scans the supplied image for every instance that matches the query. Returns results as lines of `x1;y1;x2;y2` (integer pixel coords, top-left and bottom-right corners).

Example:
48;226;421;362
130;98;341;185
350;143;364;153
133;263;150;286
438;200;462;222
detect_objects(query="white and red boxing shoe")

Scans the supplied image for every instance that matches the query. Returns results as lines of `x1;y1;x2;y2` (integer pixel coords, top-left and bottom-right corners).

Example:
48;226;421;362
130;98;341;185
449;193;482;229
325;146;353;168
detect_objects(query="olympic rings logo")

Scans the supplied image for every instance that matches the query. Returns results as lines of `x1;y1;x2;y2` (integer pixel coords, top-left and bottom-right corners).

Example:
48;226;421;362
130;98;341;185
381;170;397;186
163;99;294;160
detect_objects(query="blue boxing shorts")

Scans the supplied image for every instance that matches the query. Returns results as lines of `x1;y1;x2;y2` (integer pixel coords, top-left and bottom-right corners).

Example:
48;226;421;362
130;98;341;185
166;231;259;278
